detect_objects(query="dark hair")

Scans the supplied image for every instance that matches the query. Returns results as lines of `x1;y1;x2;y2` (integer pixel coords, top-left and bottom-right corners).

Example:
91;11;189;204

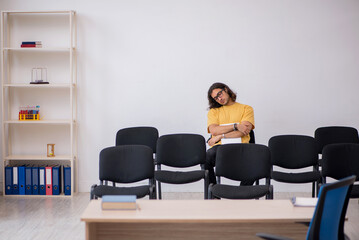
207;82;237;109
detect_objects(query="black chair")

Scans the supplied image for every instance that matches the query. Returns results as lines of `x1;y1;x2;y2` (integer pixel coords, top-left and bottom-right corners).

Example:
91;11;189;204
257;175;356;240
315;126;359;166
322;143;359;198
155;134;208;199
315;126;359;154
90;145;156;200
116;126;159;157
208;143;273;199
268;135;321;197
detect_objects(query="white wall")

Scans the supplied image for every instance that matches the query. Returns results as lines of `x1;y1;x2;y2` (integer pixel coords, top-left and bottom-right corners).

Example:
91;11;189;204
1;0;359;193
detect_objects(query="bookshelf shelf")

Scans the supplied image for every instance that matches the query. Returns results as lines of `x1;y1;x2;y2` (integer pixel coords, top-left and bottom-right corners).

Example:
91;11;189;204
3;10;74;14
5;155;73;161
4;193;71;198
1;10;77;197
3;47;73;52
4;83;75;88
4;120;75;124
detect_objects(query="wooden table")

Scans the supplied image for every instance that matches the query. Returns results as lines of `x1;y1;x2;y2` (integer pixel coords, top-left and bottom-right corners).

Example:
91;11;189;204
81;199;315;240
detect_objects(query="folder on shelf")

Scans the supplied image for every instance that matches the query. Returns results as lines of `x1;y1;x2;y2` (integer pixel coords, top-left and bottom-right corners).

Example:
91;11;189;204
32;166;39;195
5;166;13;195
25;165;32;195
52;165;61;195
63;165;71;196
18;165;26;195
39;166;46;195
12;166;19;195
45;166;53;195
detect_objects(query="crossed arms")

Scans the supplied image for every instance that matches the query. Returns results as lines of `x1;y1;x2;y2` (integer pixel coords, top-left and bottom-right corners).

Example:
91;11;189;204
207;121;253;146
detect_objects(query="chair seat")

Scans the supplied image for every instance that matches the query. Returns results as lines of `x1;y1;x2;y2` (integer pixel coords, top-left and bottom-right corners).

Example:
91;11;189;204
155;170;205;184
272;171;321;183
211;184;271;199
350;185;359;198
92;184;150;198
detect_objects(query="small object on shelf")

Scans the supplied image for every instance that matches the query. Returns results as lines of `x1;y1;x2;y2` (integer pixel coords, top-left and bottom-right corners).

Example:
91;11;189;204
102;195;137;210
47;144;55;157
21;41;42;48
19;105;40;120
31;67;49;84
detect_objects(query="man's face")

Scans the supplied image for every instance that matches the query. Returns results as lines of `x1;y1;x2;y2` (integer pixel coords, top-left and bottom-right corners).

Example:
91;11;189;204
211;88;229;105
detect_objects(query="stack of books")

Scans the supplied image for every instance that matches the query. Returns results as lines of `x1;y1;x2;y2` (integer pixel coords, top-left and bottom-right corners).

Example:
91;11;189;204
101;195;137;210
21;41;42;48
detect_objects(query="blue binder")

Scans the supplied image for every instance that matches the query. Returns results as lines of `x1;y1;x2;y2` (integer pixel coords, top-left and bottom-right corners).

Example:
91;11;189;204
18;166;26;195
63;165;71;195
12;166;19;195
52;165;60;195
39;166;46;195
5;166;13;195
25;165;32;195
32;166;39;195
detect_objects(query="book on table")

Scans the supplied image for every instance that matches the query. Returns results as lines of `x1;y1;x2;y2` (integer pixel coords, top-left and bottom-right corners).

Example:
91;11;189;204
291;197;318;207
101;195;137;210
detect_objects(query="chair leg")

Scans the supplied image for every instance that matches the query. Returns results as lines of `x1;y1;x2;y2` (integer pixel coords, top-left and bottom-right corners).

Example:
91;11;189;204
156;164;162;199
158;181;162;199
90;184;97;200
268;185;273;199
312;182;315;198
208;183;213;199
204;170;209;199
265;178;273;200
149;178;156;199
153;179;157;199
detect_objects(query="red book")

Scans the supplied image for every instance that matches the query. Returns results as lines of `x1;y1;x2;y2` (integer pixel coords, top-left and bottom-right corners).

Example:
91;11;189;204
21;44;36;47
45;166;53;195
21;44;42;48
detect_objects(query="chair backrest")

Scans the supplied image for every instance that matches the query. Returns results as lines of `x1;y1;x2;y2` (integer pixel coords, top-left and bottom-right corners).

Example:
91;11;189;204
216;144;271;182
315;126;359;154
156;134;206;167
306;175;356;240
269;135;319;169
99;145;154;183
116;126;159;153
249;130;255;143
322;143;359;181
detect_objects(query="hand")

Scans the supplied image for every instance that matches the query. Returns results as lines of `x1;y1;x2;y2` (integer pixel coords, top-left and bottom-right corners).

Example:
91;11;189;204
237;123;251;136
208;134;223;146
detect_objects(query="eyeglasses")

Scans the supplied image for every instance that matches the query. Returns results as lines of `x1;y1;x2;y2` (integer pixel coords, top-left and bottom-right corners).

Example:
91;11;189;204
213;89;225;101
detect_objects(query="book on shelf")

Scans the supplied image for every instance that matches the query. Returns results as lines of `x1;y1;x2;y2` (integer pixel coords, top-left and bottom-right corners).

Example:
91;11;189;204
22;41;42;45
21;44;42;48
4;164;71;196
291;197;318;207
21;41;42;48
102;195;137;210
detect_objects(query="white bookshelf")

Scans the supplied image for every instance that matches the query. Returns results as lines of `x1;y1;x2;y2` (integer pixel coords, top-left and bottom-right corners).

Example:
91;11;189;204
1;10;77;196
